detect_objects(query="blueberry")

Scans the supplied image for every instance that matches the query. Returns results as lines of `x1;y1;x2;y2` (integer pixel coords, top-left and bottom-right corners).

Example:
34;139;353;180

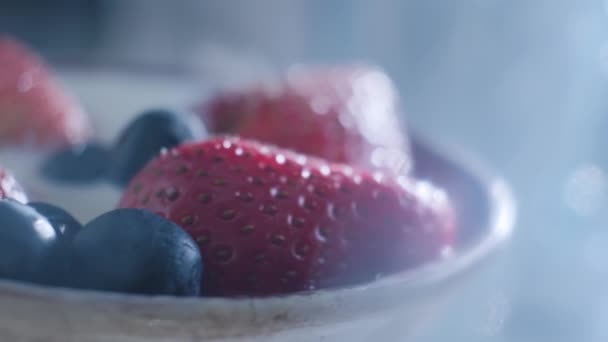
26;202;82;287
41;143;110;184
0;199;58;283
28;202;82;241
70;208;202;296
108;109;204;187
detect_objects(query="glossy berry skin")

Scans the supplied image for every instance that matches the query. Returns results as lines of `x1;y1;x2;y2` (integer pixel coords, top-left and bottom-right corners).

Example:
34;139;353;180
41;143;110;184
0;36;90;149
27;202;82;287
70;208;202;296
0;168;28;203
28;202;82;287
0;199;58;283
108;109;203;187
28;202;82;241
119;137;456;296
199;65;411;174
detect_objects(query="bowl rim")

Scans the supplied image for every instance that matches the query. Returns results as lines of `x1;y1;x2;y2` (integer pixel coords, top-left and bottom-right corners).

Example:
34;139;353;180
0;136;516;325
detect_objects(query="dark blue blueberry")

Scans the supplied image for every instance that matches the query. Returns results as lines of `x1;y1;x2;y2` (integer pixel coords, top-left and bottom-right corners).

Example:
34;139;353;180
70;208;202;296
28;202;82;241
0;199;59;283
27;202;82;287
41;143;110;184
108;109;205;187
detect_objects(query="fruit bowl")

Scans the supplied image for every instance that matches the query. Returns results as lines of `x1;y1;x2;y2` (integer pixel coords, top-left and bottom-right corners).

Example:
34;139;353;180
0;65;515;341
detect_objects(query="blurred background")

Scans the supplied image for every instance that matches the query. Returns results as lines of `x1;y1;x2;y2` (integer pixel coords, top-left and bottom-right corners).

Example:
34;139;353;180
3;0;608;341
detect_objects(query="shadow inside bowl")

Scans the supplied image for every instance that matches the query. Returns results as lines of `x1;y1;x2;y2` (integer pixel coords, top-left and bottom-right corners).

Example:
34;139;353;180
412;136;501;250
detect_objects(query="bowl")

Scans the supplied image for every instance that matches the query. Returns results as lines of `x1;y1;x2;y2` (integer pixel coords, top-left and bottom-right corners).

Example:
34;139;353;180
0;65;516;341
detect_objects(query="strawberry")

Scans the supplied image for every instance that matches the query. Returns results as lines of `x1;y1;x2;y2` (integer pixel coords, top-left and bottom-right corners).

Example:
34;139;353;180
0;168;27;203
118;137;455;296
0;36;91;149
197;65;411;174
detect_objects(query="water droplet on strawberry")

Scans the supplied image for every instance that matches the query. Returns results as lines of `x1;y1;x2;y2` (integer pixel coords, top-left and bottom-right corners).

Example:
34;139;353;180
271;234;287;246
240;224;255;234
220;209;237;220
165;187;179;202
293;241;311;259
316;226;329;241
198;193;213;203
260;204;278;215
235;191;252;202
212;245;234;264
181;215;195;226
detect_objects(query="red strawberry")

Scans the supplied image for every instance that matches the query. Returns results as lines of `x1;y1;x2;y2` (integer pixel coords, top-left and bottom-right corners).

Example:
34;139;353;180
118;137;455;296
0;36;91;149
0;168;27;203
198;65;411;174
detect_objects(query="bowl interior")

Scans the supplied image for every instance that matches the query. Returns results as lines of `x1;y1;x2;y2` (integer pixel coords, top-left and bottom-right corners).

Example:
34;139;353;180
0;66;516;340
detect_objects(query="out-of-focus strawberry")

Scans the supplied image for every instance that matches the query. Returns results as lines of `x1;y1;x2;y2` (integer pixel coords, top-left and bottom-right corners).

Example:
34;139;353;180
197;65;411;174
0;36;91;149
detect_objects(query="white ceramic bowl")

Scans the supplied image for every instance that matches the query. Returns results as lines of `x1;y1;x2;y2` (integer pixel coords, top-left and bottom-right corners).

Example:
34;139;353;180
0;66;515;342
